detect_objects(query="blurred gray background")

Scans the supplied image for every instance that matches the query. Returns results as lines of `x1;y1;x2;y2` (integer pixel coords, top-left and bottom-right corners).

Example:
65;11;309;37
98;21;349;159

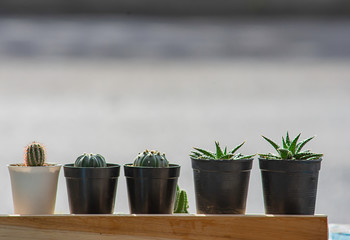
0;1;349;224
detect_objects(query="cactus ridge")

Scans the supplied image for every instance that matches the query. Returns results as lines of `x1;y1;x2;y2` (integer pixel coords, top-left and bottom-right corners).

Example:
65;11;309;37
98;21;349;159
133;149;169;168
24;142;46;166
173;185;189;213
74;153;107;167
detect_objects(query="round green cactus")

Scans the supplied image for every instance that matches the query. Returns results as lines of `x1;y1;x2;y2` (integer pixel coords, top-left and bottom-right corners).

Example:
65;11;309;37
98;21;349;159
24;142;46;166
133;149;169;167
74;153;107;167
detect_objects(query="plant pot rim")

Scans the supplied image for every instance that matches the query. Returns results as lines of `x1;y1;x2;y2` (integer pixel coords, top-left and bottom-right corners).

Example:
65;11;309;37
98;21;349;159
259;157;322;172
64;163;120;169
191;158;253;172
124;163;180;179
124;163;180;169
258;158;322;162
8;163;62;168
64;163;120;178
190;158;254;162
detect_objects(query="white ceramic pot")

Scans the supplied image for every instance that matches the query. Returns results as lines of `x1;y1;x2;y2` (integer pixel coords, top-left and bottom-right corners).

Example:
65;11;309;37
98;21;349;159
8;164;61;214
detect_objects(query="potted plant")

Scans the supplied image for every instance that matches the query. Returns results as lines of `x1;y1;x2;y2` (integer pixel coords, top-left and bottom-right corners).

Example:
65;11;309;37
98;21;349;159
190;141;255;214
259;132;323;215
124;149;180;214
8;142;61;214
64;153;120;214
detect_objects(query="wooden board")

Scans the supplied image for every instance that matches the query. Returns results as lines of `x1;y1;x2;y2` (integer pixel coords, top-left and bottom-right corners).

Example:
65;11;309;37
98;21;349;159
0;214;328;240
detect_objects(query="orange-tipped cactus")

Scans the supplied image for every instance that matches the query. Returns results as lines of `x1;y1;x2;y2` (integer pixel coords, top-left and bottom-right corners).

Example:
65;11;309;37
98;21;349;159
24;142;46;166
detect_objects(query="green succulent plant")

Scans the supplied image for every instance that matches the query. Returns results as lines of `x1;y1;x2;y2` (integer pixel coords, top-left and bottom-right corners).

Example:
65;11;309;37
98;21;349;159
190;141;255;160
74;153;107;167
133;149;169;167
24;142;46;166
173;185;189;214
259;132;323;160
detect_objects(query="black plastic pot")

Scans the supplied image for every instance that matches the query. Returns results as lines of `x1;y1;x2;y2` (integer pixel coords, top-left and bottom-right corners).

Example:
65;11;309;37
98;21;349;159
259;158;322;215
64;163;120;214
124;164;180;214
191;158;253;214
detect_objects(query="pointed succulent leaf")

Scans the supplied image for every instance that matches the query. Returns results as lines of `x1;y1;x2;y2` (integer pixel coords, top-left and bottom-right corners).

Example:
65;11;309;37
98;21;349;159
220;154;234;160
262;136;280;152
230;141;246;154
190;151;201;157
296;136;315;153
307;156;323;160
215;141;224;158
277;148;293;159
258;153;281;159
193;147;216;159
311;153;323;159
289;133;301;154
286;132;291;145
294;151;323;160
298;153;323;160
233;153;244;159
236;154;256;160
282;137;288;149
224;146;227;155
294;151;315;159
197;155;212;160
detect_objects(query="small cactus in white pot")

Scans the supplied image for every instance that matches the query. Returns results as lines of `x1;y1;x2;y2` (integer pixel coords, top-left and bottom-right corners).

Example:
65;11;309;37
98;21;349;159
8;142;61;214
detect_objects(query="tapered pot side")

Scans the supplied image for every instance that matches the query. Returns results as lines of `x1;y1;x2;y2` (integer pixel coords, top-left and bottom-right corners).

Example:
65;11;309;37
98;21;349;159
8;164;61;214
124;164;180;214
64;163;120;214
259;158;322;215
191;158;253;214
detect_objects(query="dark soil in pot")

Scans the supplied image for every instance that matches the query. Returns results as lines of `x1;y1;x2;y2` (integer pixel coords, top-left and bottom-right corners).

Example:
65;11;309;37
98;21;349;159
64;163;120;214
124;164;180;214
191;158;253;214
259;158;322;215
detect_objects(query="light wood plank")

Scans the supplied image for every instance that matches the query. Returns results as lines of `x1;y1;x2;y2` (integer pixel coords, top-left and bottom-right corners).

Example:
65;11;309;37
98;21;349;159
0;215;328;240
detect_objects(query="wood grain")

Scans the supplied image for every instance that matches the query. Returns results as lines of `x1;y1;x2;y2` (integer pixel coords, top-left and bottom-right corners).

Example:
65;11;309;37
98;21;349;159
0;214;328;240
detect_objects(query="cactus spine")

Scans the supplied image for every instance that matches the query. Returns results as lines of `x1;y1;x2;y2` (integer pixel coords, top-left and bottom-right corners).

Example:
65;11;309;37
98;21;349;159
74;153;107;167
173;185;189;213
24;142;46;166
133;150;169;168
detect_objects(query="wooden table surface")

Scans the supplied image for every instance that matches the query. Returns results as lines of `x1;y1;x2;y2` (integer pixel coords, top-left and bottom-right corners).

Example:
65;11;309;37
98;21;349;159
0;214;328;240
